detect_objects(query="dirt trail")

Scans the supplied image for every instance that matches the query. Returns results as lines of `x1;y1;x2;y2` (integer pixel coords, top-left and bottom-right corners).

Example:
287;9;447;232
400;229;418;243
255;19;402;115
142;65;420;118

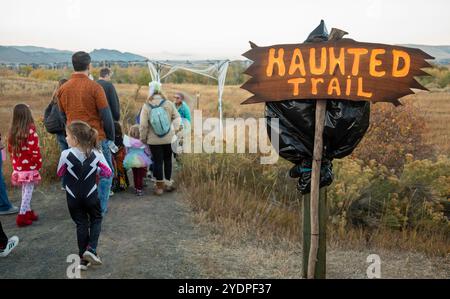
0;184;204;278
0;183;448;279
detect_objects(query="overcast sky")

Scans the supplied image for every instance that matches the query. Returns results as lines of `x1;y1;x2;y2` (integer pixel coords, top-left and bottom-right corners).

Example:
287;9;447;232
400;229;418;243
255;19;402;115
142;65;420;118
1;0;449;60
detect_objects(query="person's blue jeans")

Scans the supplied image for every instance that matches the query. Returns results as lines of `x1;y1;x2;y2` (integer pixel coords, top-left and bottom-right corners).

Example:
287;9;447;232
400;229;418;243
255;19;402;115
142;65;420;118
56;133;69;151
98;140;114;215
0;150;13;212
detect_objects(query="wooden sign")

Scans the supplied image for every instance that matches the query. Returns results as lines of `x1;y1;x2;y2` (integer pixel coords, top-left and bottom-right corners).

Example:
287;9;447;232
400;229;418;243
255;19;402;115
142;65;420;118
241;39;434;105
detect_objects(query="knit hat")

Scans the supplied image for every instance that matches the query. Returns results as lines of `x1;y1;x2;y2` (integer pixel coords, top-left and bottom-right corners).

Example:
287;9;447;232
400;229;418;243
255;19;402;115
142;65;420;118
148;81;162;97
174;92;184;100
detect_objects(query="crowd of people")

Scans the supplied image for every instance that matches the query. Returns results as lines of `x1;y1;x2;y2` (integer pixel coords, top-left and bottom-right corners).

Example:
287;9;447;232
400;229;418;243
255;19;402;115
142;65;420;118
0;51;191;269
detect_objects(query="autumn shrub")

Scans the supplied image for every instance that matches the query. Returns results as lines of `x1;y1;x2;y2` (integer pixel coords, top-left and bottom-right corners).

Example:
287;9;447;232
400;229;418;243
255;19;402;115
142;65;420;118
179;151;450;256
352;100;434;173
29;69;68;81
329;156;449;234
417;65;450;88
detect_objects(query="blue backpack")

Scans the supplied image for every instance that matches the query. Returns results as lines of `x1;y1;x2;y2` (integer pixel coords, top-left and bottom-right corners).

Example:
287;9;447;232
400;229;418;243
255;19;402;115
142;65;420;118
146;100;171;137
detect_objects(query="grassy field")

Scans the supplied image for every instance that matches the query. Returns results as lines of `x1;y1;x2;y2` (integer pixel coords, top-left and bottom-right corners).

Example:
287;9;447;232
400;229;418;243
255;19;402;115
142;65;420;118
0;75;449;257
411;91;450;153
1;76;448;147
0;76;258;132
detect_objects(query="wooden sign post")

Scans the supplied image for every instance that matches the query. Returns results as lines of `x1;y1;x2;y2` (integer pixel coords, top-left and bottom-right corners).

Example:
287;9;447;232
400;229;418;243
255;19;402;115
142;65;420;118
241;28;433;279
307;99;327;278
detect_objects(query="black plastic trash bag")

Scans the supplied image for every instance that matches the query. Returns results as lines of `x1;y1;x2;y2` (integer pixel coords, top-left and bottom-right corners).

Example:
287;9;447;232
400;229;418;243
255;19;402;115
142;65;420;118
265;21;370;194
266;100;369;194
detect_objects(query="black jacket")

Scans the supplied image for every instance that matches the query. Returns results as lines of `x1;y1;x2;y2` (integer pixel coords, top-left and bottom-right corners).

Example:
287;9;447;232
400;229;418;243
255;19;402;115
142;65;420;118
97;79;120;122
44;101;65;134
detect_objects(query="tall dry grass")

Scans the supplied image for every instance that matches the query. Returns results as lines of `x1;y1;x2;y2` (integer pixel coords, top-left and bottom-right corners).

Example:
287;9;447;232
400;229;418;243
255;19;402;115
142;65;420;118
411;91;450;153
178;153;449;257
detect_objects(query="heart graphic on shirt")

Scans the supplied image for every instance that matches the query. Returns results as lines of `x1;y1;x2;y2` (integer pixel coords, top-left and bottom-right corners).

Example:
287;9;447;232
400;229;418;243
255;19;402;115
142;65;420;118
17;166;22;171
39;159;42;162
12;159;16;164
29;129;34;134
22;159;29;164
29;165;36;170
21;147;28;151
34;133;38;137
32;151;38;154
28;140;35;145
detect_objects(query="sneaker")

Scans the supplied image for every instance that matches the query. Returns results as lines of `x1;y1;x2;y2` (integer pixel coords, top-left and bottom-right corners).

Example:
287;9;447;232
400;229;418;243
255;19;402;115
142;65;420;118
109;190;114;197
0;236;19;257
82;249;102;265
0;206;19;215
78;259;91;271
135;189;144;197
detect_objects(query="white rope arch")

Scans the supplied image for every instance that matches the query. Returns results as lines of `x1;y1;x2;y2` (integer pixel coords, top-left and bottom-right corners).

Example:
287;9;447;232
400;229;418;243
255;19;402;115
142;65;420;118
147;60;230;127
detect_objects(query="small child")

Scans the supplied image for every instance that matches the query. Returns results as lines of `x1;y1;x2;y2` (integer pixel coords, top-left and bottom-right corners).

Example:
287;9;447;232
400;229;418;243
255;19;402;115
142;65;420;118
57;121;112;270
8;104;42;227
123;125;151;196
0;220;19;257
111;122;129;193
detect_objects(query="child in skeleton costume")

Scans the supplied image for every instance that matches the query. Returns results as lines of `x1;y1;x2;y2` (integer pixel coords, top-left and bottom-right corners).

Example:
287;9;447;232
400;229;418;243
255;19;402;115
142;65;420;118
57;121;112;270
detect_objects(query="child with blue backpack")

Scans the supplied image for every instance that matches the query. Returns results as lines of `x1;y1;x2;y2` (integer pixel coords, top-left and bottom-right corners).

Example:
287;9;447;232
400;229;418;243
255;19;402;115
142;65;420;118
139;82;180;195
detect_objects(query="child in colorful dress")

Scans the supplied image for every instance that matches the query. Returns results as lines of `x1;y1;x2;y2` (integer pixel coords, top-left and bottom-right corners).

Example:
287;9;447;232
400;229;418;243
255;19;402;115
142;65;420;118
8;104;42;227
123;125;151;196
57;121;112;270
111;122;129;193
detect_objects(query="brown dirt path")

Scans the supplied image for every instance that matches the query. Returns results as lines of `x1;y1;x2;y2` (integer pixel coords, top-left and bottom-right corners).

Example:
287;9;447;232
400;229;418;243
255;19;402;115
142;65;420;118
0;184;204;279
0;183;448;279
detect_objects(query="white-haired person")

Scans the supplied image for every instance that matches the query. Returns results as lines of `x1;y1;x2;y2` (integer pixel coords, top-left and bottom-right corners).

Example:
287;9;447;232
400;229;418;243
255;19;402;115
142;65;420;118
139;82;181;195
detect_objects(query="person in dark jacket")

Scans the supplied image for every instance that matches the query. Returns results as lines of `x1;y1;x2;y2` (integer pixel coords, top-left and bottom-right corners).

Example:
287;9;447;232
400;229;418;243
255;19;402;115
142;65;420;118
97;68;120;122
44;78;68;151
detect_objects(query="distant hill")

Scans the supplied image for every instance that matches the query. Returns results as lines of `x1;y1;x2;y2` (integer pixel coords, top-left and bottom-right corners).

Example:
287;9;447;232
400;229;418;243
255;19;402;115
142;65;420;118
90;49;147;62
12;46;72;54
399;45;450;65
1;44;449;65
0;45;148;64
